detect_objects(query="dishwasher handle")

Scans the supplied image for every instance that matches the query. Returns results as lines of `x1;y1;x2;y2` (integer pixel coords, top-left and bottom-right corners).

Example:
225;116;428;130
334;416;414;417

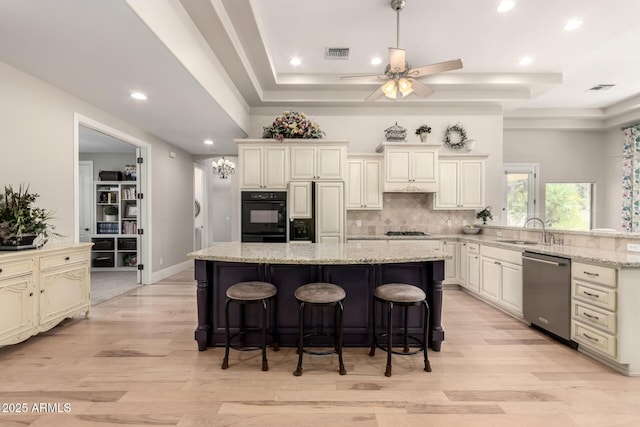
522;255;568;267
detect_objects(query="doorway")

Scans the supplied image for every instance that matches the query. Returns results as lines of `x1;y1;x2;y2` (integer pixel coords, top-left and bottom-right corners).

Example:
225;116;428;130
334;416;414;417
75;114;151;304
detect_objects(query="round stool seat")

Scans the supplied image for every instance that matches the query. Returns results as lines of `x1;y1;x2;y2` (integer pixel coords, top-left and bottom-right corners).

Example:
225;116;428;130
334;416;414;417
374;283;426;303
295;282;346;304
226;281;277;301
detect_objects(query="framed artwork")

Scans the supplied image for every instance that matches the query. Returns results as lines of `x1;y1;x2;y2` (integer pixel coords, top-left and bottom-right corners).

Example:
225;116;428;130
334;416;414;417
126;205;138;217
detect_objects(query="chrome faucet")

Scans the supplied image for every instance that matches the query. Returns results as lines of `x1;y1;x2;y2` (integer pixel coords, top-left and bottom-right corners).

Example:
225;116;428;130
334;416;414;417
524;217;546;244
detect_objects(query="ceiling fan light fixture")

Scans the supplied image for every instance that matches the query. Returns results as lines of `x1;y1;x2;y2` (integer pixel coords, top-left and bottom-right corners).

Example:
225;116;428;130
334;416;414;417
382;80;398;98
398;78;413;97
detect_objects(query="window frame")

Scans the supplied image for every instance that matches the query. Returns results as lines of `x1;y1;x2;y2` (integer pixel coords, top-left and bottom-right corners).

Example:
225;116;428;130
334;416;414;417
502;163;539;226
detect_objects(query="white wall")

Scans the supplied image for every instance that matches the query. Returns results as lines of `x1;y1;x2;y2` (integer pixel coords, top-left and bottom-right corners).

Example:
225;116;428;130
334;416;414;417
0;60;194;275
602;127;627;230
504;129;610;228
79;153;136;180
249;106;504;215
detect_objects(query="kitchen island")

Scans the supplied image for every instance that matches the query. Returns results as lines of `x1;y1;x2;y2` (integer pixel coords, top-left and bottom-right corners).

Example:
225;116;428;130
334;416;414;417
188;241;447;351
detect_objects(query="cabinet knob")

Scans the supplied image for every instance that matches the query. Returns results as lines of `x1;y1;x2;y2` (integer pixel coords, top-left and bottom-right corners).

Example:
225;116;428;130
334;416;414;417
65;256;70;261
40;289;45;293
29;292;33;297
0;268;2;273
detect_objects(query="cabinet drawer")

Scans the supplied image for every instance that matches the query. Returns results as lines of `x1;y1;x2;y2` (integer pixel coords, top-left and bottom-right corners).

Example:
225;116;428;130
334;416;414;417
0;258;34;280
572;302;616;334
466;243;480;254
573;321;616;359
40;250;89;271
480;245;521;265
572;262;616;288
573;280;616;311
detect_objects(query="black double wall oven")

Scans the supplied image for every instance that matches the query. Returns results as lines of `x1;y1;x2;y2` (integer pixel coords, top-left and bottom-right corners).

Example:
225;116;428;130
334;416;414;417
241;191;287;242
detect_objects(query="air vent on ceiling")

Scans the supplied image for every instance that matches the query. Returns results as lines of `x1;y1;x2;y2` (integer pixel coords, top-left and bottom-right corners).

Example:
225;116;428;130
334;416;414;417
326;47;350;60
588;84;615;91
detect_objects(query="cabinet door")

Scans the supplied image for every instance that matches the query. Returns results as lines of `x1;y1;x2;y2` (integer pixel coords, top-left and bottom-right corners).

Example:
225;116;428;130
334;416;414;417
289;182;312;219
346;161;364;209
316;182;344;242
263;147;288;189
385;150;411;183
500;262;523;315
443;241;459;282
0;276;35;345
239;146;263;188
317;146;344;179
434;161;459;209
480;257;500;302
459;160;485;208
290;147;316;180
412;149;437;183
363;160;383;209
467;254;481;293
39;265;89;328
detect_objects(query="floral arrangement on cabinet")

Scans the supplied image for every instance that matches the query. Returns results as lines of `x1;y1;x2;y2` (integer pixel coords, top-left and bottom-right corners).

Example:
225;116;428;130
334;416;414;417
476;206;493;224
415;124;431;142
262;111;325;141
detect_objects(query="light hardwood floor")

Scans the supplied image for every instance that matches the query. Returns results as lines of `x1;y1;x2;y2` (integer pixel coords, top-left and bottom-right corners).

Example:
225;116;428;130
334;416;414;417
1;269;639;426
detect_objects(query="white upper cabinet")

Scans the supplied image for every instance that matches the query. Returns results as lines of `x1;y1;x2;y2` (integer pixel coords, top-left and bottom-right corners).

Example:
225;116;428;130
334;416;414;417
288;181;312;219
434;153;487;210
379;143;439;192
346;155;383;210
238;145;288;189
290;144;346;180
316;181;345;243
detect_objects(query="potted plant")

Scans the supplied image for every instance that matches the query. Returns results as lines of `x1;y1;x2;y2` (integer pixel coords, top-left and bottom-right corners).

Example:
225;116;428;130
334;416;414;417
415;125;432;142
104;205;118;222
476;206;493;225
0;184;58;250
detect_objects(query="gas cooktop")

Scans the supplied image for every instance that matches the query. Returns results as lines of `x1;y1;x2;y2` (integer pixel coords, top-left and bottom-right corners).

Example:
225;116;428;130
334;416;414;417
385;231;429;236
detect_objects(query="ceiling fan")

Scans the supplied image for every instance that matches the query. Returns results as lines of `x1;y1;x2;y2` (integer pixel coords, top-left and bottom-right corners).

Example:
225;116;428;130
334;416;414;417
340;0;463;101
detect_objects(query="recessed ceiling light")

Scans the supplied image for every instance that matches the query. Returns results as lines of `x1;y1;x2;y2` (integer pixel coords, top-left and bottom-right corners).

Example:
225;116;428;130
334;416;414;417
289;57;301;66
130;91;147;101
371;57;382;65
564;19;583;31
204;139;214;145
497;1;515;12
518;56;532;66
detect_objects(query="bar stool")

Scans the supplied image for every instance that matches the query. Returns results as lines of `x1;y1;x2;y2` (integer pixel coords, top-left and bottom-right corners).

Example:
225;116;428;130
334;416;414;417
221;281;278;371
293;282;347;376
369;283;431;377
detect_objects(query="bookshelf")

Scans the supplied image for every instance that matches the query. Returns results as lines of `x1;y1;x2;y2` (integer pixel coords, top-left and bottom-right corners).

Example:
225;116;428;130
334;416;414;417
92;181;138;270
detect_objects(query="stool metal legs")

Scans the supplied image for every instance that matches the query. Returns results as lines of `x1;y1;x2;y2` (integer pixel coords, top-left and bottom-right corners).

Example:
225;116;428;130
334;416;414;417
293;300;346;376
369;297;431;377
221;296;276;371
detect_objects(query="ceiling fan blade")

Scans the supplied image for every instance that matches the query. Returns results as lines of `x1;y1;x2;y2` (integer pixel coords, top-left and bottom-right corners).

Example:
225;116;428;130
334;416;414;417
365;86;385;101
340;74;388;81
389;48;406;73
408;58;463;78
409;79;435;98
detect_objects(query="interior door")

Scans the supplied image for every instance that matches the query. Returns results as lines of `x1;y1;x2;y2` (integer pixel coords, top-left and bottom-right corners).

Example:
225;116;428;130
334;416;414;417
78;161;93;242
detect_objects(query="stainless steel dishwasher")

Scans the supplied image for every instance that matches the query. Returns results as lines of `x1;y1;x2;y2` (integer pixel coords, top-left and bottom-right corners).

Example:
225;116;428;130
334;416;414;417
522;251;577;348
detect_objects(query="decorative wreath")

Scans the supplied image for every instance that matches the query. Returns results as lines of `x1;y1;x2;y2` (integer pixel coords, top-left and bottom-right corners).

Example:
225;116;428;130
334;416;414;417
443;123;468;150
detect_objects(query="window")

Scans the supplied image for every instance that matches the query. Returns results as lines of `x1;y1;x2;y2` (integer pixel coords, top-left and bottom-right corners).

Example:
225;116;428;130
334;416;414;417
544;182;592;231
503;164;538;226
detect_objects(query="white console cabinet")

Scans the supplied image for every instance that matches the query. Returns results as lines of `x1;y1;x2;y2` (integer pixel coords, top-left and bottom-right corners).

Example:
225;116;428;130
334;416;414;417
0;244;91;347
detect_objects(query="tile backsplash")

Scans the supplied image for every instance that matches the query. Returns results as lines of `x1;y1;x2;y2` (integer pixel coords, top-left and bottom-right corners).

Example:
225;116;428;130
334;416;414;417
347;193;477;236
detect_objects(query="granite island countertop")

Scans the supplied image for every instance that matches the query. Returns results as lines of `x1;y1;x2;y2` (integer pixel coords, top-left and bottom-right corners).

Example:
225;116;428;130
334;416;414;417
188;241;449;265
347;234;640;268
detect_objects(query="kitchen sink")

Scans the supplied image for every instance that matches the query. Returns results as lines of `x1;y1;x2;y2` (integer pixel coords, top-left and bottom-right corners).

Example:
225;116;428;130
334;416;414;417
496;239;539;245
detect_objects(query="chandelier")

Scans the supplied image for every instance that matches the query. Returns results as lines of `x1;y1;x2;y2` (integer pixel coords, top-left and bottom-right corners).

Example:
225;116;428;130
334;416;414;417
212;157;235;179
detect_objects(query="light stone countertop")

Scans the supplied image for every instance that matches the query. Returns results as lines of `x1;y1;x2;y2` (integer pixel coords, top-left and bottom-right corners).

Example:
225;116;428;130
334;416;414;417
347;234;640;268
188;241;449;265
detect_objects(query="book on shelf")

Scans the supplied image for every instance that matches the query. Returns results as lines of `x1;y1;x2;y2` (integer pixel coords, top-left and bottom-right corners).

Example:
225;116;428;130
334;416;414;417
121;221;137;235
97;222;119;234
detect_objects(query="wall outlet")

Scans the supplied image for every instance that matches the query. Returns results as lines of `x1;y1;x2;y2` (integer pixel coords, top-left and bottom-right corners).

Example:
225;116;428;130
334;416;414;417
159;258;163;265
628;243;640;252
447;219;452;227
356;220;362;227
496;231;502;237
462;220;467;227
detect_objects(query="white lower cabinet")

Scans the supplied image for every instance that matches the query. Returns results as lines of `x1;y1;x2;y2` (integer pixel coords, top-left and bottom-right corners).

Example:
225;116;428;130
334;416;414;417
443;241;460;284
479;245;523;317
462;243;480;293
0;244;91;347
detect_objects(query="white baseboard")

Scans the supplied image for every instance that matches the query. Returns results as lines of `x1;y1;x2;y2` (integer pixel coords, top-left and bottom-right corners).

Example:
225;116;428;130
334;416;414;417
150;260;192;283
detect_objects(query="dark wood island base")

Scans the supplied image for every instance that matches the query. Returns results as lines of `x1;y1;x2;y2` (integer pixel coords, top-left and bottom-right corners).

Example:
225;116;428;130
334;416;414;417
193;258;445;351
